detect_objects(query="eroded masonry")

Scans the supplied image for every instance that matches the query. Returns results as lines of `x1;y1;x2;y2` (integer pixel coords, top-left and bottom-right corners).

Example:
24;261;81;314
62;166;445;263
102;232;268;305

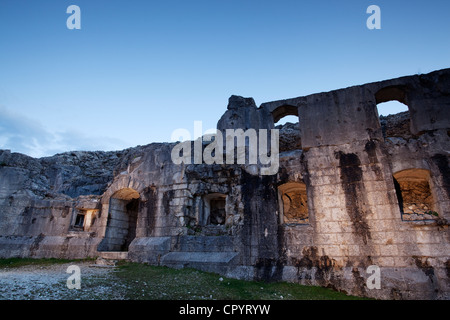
1;69;449;299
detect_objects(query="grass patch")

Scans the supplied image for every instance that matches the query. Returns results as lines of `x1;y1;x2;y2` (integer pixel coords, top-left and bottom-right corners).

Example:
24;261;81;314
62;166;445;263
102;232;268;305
113;262;366;300
0;259;368;300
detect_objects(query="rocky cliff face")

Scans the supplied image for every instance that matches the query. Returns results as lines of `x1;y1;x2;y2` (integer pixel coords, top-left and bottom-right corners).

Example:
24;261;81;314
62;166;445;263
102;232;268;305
0;149;124;199
0;142;180;200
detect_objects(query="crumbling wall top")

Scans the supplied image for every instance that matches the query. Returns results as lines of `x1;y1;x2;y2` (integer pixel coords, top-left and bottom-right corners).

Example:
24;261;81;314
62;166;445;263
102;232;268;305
218;68;450;149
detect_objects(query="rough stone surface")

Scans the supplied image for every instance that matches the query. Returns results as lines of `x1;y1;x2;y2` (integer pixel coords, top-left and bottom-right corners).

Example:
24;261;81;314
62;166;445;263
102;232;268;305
0;68;449;300
276;122;302;152
380;111;416;140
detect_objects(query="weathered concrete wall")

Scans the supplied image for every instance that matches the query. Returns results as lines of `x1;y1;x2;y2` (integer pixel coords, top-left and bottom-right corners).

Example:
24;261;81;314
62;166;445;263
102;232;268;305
278;139;449;299
0;68;449;299
215;68;449;299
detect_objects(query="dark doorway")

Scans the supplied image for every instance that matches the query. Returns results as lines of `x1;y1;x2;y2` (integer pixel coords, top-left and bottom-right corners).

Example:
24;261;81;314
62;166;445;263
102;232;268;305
98;188;140;252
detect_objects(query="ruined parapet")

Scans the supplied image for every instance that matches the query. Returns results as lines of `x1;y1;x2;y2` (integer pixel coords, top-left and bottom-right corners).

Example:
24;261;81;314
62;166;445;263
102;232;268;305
214;68;450;299
219;69;450;149
217;95;274;131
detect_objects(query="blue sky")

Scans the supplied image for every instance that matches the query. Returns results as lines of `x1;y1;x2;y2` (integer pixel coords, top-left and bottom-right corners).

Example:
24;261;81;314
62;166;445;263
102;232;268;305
0;0;449;157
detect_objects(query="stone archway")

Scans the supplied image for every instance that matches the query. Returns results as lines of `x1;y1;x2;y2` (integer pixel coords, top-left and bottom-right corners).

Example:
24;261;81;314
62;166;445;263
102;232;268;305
98;188;140;252
375;85;413;140
271;104;299;124
271;104;302;152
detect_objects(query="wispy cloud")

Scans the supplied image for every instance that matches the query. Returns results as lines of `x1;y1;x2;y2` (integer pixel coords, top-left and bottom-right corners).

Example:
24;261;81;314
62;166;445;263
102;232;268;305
0;105;129;158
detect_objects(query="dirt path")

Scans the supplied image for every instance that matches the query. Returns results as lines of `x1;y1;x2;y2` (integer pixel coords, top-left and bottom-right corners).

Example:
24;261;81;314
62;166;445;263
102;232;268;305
0;262;124;300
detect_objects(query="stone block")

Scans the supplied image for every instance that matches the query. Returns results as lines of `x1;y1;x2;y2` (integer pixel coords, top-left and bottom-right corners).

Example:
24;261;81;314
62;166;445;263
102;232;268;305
316;221;341;234
329;207;348;221
175;236;235;252
161;251;239;268
337;220;354;233
281;266;298;282
379;244;399;257
314;233;338;245
321;245;342;257
341;244;361;257
225;266;255;281
366;191;392;206
334;232;356;245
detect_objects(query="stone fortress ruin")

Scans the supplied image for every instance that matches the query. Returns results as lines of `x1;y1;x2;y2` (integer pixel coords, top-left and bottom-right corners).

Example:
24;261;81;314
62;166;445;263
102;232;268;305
0;69;449;299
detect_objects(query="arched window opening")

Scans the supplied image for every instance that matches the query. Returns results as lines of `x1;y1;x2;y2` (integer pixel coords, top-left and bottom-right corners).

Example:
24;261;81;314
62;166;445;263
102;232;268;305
275;115;299;127
375;86;407;105
272;105;298;124
375;87;413;140
278;182;309;225
377;101;411;139
377;100;409;117
393;169;439;221
272;105;301;152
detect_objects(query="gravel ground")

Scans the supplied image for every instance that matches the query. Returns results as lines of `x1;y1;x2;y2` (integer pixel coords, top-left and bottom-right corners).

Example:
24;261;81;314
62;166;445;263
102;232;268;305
0;262;125;300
